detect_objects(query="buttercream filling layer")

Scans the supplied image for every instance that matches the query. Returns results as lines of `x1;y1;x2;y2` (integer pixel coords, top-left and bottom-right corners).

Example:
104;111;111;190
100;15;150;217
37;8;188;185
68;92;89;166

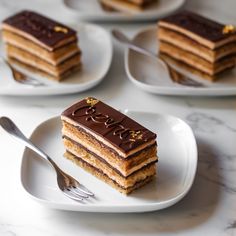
3;30;80;65
62;122;157;176
63;135;157;178
65;150;156;189
7;44;81;76
8;57;81;81
159;41;236;75
158;27;236;62
100;0;156;13
159;53;235;81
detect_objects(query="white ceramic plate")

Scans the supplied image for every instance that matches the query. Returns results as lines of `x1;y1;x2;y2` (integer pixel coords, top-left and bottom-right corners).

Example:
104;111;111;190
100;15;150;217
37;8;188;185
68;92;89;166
125;26;236;96
63;0;185;22
0;23;112;96
21;111;197;213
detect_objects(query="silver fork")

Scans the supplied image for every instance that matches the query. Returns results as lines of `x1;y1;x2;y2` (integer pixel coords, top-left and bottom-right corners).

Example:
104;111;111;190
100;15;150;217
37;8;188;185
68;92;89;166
0;117;94;202
112;29;205;88
0;58;45;86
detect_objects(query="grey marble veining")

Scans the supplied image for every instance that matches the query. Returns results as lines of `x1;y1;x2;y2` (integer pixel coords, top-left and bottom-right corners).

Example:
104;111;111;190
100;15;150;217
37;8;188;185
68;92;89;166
186;112;236;133
185;111;236;197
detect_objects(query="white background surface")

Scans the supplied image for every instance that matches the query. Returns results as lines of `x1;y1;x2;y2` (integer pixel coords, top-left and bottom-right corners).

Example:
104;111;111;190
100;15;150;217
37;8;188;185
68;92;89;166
0;0;236;235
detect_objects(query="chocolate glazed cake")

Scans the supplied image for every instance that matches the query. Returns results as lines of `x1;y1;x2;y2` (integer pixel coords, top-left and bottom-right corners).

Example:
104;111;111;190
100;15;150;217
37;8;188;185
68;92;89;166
158;11;236;81
2;10;81;81
61;97;158;194
100;0;157;14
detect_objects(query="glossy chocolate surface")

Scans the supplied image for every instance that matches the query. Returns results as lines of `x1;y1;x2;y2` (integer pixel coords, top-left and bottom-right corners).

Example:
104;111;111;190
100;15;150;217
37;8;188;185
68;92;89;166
160;11;236;42
62;97;157;153
3;10;76;48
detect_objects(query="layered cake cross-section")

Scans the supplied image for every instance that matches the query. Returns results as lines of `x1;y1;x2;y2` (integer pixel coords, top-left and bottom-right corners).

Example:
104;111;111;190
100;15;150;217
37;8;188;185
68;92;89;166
158;11;236;81
100;0;157;14
61;97;158;194
2;10;81;81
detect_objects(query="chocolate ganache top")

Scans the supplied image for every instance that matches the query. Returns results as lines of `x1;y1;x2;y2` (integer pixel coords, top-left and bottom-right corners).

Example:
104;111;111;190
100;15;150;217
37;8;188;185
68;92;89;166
3;10;76;48
160;11;236;42
62;97;157;154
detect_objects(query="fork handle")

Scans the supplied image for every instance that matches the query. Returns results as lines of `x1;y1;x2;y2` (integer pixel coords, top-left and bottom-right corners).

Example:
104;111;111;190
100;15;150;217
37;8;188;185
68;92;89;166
127;42;157;59
0;116;55;165
126;42;170;71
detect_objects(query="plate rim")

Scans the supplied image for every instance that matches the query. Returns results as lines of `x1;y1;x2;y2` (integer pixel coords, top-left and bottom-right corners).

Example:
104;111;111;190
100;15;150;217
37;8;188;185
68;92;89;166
125;25;236;96
0;23;113;96
20;111;198;212
62;0;186;22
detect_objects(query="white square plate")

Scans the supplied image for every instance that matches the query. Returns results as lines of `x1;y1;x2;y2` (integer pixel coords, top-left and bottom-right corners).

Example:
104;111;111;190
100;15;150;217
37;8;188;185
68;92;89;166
0;23;112;96
125;26;236;96
63;0;185;22
21;111;197;213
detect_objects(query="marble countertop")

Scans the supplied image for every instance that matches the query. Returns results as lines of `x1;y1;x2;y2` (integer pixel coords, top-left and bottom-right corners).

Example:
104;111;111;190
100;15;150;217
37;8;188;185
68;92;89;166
0;0;236;235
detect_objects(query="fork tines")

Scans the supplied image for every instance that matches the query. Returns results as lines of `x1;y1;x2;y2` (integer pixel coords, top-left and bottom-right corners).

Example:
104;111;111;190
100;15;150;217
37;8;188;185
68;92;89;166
12;68;45;86
63;184;94;202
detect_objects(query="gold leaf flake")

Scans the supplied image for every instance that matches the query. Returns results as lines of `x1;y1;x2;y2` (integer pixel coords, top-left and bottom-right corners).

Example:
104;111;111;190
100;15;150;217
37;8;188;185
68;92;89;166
129;130;143;141
86;97;99;106
222;25;236;34
54;26;68;34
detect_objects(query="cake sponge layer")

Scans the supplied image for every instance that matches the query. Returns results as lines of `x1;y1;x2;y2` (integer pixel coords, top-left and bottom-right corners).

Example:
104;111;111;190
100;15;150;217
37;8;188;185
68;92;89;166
8;57;81;81
64;151;156;194
2;30;80;65
159;53;234;81
62;121;157;177
7;44;81;77
100;0;156;13
158;27;236;63
159;41;235;76
63;137;157;188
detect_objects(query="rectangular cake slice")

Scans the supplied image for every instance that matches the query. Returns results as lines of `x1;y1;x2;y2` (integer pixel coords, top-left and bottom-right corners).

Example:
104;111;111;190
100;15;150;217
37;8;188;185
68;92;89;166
100;0;157;13
158;11;236;81
2;10;81;81
61;97;158;194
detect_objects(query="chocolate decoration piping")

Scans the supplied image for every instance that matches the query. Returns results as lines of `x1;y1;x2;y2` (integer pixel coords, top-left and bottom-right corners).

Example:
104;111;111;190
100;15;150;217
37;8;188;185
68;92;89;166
72;98;148;148
62;97;156;153
3;10;76;48
160;11;236;42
